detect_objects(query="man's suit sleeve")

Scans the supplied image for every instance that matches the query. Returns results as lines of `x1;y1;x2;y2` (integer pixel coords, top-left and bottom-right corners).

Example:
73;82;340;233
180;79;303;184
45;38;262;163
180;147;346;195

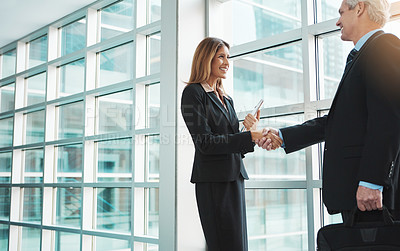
357;34;400;186
181;84;254;155
280;115;327;154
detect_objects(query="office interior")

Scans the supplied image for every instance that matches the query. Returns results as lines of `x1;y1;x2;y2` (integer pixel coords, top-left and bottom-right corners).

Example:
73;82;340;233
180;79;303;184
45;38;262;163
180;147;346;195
0;0;399;250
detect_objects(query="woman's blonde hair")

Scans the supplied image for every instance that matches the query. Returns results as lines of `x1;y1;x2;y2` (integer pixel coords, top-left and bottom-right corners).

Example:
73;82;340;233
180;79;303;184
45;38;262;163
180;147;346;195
187;37;230;89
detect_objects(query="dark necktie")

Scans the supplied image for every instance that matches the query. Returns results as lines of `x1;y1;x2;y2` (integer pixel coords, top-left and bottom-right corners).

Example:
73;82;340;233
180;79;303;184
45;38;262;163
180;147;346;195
345;48;358;71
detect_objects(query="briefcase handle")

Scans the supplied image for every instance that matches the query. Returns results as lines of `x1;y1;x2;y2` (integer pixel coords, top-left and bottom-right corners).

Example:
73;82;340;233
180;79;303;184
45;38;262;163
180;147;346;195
344;206;395;227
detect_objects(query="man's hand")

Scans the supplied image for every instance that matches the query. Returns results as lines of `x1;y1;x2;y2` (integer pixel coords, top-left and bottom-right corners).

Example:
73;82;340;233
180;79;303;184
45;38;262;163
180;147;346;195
356;185;383;211
255;127;282;150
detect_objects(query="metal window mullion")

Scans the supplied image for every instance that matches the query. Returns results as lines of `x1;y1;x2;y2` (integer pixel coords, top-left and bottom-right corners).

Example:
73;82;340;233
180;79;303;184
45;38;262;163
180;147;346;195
301;1;320;251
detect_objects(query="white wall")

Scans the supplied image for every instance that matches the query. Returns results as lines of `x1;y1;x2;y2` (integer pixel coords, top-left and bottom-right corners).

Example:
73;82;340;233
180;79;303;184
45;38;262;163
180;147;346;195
176;0;207;250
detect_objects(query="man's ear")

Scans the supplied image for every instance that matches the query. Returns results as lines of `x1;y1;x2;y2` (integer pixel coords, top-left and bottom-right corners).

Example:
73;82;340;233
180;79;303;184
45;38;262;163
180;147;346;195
356;1;366;16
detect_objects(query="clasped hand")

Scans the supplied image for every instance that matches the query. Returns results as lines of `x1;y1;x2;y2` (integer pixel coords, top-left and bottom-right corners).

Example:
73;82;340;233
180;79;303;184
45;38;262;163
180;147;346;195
243;112;282;150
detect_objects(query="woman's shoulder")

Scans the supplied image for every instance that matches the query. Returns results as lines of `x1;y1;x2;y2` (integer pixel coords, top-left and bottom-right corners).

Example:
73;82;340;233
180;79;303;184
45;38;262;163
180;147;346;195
182;83;204;96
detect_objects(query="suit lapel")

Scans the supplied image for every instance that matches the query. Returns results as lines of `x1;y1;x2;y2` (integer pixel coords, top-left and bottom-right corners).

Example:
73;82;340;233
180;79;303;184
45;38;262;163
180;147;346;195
205;92;238;132
329;31;384;115
224;97;239;132
206;91;230;121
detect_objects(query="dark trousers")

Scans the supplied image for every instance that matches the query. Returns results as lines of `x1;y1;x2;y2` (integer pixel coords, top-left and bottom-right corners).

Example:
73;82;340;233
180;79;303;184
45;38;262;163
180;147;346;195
195;177;248;251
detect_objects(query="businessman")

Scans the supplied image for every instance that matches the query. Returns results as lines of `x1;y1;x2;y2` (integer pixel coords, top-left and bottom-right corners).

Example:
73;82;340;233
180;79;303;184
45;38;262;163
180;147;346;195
257;0;400;221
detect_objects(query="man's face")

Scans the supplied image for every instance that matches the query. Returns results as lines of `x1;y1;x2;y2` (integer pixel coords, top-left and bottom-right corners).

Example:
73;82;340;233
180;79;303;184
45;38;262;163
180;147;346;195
336;0;358;42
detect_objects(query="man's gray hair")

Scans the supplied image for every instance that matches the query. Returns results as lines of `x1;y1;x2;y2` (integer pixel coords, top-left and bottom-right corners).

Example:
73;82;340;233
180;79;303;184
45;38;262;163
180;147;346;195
346;0;390;26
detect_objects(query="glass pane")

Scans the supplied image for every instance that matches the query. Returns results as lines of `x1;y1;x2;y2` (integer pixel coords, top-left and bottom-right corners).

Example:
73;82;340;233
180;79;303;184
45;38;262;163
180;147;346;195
150;0;161;23
147;84;159;128
97;188;131;233
99;0;134;42
98;43;133;87
97;138;132;182
0;152;12;183
0;224;8;251
0;117;13;147
21;227;41;251
134;188;159;237
25;110;45;144
55;231;80;251
318;33;353;100
148;188;159;237
317;0;342;22
232;43;303;112
58;59;85;97
60;18;86;57
134;242;158;251
245;115;306;180
149;33;160;75
96;236;130;251
148;135;159;181
97;90;133;134
28;35;48;68
0;83;15;112
56;187;82;228
0;188;10;220
26;72;46;106
226;0;301;45
246;189;307;251
57;144;83;183
24;148;44;183
1;49;16;78
385;18;400;38
22;187;42;223
58;101;84;139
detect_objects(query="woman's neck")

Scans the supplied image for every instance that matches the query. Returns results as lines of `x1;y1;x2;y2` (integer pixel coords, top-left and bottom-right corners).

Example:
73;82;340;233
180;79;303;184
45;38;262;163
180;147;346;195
206;78;217;91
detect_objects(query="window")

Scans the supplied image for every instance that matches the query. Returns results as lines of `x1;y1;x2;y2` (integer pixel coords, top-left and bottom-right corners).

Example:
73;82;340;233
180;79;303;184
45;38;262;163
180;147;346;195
1;49;16;79
27;35;48;69
231;43;303;111
96;90;133;134
0;83;15;112
97;42;133;88
58;58;85;97
56;144;83;183
0;0;164;250
317;33;353;100
0;117;13;148
98;0;134;42
222;0;301;46
0;152;12;183
23;148;44;183
25;110;45;144
57;101;84;139
59;18;86;57
25;72;46;107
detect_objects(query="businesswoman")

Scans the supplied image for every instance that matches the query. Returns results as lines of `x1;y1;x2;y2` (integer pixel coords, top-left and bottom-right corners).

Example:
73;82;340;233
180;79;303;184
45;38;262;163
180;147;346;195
181;37;275;251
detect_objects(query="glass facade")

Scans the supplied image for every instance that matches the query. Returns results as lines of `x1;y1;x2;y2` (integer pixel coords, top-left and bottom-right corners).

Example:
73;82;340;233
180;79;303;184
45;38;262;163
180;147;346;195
0;0;399;250
0;0;161;250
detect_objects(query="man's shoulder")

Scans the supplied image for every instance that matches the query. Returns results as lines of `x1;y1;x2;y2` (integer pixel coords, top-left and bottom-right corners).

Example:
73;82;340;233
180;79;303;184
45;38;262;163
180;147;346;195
370;32;400;49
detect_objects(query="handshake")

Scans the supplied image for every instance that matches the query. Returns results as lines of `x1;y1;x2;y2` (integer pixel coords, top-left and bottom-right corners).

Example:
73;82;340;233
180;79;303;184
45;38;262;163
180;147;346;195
243;111;283;150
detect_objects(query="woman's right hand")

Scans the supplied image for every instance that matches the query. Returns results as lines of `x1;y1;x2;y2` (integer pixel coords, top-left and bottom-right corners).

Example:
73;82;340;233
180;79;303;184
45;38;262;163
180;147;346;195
243;110;260;131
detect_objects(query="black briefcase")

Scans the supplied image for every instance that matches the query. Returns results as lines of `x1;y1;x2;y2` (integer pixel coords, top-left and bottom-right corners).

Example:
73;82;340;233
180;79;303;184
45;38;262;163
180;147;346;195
317;207;400;250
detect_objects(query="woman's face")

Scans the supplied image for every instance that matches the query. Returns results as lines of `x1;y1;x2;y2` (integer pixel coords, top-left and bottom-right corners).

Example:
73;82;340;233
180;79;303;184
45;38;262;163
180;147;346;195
209;45;230;83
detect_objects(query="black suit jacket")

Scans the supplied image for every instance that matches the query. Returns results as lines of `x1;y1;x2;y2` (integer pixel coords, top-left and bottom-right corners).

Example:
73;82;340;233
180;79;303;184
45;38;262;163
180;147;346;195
280;31;400;212
181;83;254;183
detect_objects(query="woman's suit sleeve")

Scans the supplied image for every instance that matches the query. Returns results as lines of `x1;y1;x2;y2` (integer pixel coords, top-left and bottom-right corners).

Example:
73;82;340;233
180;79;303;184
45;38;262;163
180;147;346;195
181;84;254;155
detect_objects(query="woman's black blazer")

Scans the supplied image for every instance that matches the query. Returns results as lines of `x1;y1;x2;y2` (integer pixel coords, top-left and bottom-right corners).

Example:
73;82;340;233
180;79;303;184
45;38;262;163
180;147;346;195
181;83;255;183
